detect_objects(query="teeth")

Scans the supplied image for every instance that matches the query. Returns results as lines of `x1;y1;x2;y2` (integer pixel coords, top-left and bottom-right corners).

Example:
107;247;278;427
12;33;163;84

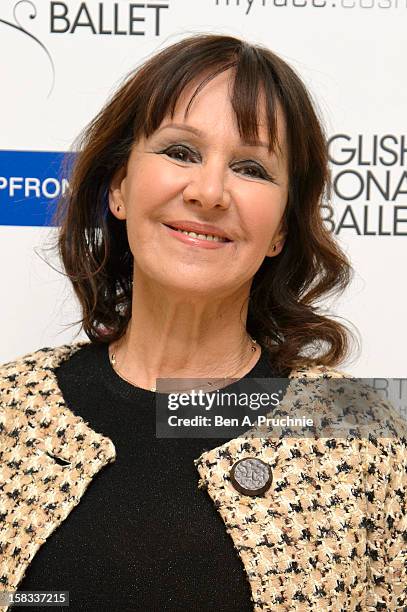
174;228;227;242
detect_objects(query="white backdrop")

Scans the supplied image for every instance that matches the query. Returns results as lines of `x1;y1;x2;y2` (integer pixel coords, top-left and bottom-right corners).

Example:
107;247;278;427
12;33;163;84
1;0;406;376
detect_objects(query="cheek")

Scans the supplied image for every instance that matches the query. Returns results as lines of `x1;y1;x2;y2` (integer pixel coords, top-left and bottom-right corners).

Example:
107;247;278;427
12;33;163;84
125;157;183;219
242;191;286;244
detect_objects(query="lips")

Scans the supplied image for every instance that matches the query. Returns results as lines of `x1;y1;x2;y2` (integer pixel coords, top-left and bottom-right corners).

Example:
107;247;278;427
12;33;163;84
162;223;232;249
163;222;232;241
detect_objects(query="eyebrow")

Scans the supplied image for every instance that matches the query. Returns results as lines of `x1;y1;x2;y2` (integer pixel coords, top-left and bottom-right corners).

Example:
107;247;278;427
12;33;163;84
155;123;272;150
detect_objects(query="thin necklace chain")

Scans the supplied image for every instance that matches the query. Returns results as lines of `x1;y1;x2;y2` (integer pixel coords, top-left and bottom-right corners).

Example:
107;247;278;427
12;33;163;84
109;336;258;393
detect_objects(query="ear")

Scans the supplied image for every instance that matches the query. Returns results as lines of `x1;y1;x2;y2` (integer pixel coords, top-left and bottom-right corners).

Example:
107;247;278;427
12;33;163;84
108;166;127;220
265;223;287;259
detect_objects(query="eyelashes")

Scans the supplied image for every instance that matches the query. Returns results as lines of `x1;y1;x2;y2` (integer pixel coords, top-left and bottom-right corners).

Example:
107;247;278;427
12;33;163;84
157;144;276;183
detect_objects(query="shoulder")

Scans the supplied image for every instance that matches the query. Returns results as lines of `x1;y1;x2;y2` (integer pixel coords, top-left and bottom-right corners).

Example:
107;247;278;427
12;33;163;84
0;340;91;411
0;340;93;459
289;361;352;378
290;360;407;456
291;360;406;430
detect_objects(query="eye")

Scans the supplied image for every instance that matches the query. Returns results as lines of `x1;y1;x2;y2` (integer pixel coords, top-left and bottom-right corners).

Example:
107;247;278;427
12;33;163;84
235;163;269;180
159;145;275;182
160;144;197;163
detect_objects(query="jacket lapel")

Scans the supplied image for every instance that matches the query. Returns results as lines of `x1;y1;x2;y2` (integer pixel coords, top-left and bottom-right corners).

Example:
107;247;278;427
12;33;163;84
0;342;116;606
192;365;371;610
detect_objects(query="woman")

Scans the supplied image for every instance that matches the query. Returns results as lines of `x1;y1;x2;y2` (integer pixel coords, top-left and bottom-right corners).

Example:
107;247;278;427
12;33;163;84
1;33;406;611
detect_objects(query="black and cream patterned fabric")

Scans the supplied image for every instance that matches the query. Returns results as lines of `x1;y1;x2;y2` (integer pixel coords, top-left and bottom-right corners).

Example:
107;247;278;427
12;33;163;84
0;341;406;611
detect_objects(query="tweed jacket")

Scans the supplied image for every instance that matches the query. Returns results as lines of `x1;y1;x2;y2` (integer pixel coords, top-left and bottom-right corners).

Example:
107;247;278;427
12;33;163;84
0;341;406;612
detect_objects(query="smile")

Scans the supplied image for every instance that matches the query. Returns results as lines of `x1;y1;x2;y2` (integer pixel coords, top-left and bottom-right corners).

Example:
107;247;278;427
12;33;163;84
161;224;233;249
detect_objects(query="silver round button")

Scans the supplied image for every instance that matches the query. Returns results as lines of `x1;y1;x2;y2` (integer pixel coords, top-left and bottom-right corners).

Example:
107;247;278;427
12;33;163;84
230;457;273;497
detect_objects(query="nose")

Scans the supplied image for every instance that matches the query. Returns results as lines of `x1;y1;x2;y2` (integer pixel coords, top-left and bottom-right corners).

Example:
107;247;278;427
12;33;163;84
182;158;231;210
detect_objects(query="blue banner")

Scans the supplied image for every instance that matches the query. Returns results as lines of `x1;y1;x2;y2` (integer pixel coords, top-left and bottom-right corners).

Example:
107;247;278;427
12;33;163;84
0;150;74;227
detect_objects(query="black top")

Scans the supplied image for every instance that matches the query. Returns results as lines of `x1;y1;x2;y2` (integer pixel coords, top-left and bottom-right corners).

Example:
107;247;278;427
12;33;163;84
17;342;288;611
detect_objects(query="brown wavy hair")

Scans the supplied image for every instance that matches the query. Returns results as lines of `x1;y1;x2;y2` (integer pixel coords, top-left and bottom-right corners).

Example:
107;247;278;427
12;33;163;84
48;33;358;373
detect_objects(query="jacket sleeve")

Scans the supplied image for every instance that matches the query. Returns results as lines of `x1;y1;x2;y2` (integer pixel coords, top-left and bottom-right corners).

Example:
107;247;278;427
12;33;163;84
367;432;407;610
383;435;407;609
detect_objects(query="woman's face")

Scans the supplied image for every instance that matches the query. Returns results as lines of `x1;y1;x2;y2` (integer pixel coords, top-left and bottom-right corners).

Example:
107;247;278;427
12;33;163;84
109;68;289;299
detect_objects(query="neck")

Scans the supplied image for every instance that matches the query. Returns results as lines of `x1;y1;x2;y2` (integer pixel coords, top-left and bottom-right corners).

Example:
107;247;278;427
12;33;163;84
109;277;260;391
